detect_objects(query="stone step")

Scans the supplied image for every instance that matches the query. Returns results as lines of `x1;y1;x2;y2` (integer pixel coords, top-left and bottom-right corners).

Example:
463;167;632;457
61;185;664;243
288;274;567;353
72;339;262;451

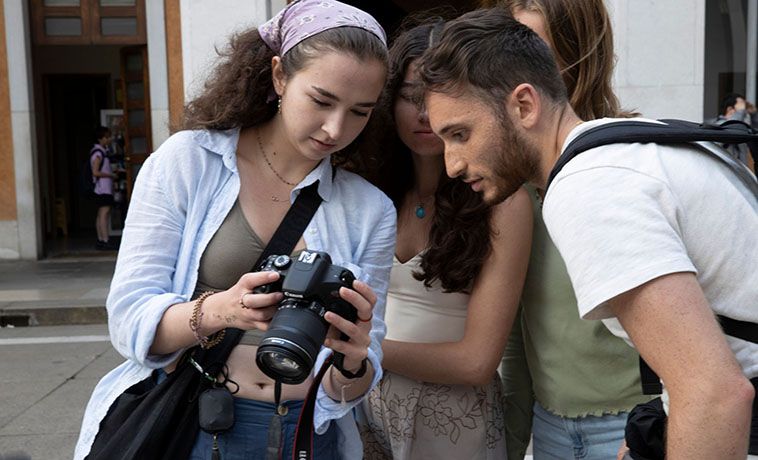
0;300;107;327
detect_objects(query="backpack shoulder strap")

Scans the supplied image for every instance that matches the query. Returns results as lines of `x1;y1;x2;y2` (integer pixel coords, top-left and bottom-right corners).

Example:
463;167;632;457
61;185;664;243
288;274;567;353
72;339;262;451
90;145;106;172
547;120;758;197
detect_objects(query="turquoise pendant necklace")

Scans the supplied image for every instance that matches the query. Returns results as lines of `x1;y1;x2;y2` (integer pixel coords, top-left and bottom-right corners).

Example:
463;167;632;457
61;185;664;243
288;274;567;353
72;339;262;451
413;189;433;219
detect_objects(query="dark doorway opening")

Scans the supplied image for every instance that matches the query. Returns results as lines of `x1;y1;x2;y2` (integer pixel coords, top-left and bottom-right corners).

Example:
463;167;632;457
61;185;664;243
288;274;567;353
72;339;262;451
44;74;110;250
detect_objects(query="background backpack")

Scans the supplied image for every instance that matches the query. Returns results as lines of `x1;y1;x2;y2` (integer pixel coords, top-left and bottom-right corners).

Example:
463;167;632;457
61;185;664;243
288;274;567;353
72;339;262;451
80;146;105;196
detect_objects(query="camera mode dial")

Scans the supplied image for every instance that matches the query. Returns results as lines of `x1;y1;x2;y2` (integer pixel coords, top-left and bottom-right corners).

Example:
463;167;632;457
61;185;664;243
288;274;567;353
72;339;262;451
273;255;291;269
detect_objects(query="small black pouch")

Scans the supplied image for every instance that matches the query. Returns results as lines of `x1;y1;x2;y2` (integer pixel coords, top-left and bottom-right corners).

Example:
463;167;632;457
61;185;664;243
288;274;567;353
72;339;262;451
199;387;235;460
199;387;235;433
625;397;666;460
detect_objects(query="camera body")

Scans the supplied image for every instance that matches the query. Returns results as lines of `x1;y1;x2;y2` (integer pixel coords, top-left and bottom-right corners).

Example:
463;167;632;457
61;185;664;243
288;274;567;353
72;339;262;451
254;250;357;384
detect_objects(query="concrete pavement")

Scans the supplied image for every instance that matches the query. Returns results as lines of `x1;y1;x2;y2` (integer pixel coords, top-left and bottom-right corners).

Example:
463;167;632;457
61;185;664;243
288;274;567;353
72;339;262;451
0;324;122;459
0;258;118;459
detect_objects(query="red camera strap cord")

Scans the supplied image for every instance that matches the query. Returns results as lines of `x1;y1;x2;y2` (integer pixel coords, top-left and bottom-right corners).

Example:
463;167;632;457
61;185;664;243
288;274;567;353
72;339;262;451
290;354;335;460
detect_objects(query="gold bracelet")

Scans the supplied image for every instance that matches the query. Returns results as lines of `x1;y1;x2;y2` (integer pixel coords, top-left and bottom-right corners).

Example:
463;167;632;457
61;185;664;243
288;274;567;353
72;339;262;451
188;291;225;349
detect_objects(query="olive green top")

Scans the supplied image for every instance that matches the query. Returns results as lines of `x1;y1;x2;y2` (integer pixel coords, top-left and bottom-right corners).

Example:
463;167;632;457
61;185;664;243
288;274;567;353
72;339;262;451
194;200;299;346
502;187;651;418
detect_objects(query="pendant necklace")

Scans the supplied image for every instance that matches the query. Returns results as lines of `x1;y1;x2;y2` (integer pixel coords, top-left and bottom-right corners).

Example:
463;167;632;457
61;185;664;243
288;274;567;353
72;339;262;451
413;189;434;219
256;129;296;203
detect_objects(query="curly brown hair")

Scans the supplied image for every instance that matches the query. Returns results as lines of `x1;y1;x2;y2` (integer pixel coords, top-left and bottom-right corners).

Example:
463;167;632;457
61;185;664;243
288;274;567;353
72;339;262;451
183;26;387;166
358;17;493;294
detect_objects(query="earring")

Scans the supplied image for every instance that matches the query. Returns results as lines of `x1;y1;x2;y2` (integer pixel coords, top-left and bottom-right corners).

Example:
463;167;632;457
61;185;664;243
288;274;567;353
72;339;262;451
277;97;282;114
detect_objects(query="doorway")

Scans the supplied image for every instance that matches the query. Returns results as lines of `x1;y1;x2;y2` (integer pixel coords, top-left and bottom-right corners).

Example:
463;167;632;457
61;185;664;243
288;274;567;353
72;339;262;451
45;74;110;244
33;43;141;256
28;0;150;258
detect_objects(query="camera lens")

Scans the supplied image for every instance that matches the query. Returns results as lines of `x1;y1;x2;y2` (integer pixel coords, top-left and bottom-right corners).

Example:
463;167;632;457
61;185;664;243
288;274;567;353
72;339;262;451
257;349;306;379
255;300;329;384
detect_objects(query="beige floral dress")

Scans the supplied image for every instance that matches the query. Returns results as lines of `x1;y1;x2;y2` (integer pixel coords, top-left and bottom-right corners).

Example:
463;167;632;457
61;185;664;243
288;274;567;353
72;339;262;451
359;371;507;459
357;255;508;459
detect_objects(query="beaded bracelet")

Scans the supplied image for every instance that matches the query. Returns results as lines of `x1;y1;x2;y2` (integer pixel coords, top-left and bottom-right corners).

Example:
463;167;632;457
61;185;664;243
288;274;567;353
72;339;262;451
188;290;225;349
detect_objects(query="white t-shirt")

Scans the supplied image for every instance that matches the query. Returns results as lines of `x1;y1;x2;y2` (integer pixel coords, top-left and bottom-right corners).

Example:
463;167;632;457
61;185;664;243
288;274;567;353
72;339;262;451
543;118;758;383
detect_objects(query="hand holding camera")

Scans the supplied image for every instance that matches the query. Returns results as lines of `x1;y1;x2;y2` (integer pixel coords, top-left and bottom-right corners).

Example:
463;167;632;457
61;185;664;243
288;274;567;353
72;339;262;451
253;250;376;384
196;271;284;337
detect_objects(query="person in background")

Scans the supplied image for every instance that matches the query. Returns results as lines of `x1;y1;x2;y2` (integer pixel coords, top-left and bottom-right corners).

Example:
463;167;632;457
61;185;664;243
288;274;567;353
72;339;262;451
419;8;757;459
715;92;756;170
356;18;532;460
90;125;118;250
74;1;396;459
476;1;652;458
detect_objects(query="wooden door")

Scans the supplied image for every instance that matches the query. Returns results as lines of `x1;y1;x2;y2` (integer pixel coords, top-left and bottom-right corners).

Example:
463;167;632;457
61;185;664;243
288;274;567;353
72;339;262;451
30;0;146;46
120;45;151;200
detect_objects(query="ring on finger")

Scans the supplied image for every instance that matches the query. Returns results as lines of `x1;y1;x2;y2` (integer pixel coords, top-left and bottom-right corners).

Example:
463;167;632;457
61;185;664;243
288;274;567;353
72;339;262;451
239;292;251;309
357;314;372;323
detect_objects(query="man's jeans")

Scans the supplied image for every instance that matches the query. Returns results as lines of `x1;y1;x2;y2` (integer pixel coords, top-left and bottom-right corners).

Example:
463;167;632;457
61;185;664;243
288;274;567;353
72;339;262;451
532;401;627;459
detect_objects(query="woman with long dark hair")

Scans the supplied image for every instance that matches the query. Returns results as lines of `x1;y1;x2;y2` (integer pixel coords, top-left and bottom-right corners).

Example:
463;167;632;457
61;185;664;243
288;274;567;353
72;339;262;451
356;18;532;460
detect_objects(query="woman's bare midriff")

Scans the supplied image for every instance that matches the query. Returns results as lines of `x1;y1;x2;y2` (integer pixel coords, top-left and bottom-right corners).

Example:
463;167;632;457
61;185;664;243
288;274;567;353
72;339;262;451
223;344;312;401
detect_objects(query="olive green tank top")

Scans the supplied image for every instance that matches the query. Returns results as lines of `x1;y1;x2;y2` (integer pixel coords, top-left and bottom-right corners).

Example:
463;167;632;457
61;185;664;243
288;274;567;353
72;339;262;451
193;200;299;346
519;186;651;417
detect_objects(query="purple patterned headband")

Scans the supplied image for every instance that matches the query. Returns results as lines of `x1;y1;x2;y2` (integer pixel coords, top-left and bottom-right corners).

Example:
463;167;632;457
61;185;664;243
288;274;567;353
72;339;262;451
258;0;387;56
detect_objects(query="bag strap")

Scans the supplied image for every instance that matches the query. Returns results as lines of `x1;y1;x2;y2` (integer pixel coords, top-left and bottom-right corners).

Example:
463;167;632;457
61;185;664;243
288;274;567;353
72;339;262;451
640;314;758;395
195;181;324;370
90;146;106;173
546;119;758;196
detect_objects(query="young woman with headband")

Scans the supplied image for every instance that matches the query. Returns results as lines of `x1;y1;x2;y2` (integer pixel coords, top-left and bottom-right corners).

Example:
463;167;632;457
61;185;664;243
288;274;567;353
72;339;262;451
75;2;395;459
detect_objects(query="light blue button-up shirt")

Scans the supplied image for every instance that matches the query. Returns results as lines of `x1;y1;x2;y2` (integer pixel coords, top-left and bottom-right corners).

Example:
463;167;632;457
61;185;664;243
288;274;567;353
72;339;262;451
74;128;396;460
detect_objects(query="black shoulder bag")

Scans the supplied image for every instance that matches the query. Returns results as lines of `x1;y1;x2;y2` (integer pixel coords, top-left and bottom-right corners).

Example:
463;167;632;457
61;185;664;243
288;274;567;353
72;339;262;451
548;119;758;459
87;181;323;460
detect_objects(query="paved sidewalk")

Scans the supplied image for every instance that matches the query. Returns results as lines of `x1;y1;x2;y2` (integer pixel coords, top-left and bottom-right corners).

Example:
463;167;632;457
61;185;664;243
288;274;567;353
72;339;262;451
0;258;118;458
0;258;115;327
0;324;120;459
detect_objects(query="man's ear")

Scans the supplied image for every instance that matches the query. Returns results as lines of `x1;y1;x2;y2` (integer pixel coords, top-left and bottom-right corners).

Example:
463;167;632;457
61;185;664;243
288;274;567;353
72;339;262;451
507;83;541;129
271;56;286;96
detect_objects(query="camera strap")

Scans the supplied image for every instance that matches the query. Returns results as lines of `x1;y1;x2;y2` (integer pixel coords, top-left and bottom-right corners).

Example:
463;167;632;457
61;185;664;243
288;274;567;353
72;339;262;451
291;354;335;460
250;180;324;272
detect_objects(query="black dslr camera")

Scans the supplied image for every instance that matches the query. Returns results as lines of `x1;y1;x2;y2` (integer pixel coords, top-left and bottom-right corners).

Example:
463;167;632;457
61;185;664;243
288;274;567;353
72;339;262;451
253;250;357;384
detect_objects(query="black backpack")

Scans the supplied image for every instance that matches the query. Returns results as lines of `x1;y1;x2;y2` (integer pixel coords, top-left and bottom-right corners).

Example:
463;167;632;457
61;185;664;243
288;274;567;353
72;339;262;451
80;146;105;196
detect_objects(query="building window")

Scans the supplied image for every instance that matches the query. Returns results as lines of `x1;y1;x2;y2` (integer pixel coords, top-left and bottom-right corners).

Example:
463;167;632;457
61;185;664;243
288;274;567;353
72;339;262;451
31;0;146;45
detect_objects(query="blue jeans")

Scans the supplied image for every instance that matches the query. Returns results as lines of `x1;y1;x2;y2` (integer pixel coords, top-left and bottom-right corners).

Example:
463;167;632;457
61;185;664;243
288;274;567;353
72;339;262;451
154;370;338;460
532;401;627;460
189;397;338;460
